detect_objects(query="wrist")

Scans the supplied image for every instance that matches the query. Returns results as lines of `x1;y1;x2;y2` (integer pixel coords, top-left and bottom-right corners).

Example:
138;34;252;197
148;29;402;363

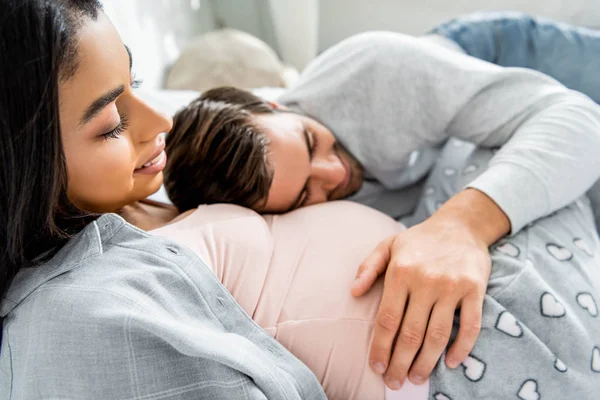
434;188;511;246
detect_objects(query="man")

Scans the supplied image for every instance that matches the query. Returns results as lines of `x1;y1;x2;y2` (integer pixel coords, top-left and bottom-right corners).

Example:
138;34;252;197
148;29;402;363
164;14;600;393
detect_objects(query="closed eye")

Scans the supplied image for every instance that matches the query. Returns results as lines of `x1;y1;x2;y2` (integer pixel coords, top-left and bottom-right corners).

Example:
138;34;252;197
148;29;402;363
101;113;129;141
309;129;318;158
297;128;318;208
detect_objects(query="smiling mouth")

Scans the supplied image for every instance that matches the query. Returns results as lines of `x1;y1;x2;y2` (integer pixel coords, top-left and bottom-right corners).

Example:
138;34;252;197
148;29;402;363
133;150;167;176
136;151;165;171
135;137;166;172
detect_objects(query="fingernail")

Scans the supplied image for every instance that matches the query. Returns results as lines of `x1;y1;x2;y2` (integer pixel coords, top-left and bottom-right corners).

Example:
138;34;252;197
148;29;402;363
447;358;459;369
372;362;386;374
386;378;403;391
410;374;424;385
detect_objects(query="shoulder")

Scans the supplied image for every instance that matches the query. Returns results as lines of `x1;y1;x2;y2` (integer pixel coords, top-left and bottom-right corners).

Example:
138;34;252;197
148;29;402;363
299;31;421;78
1;272;259;398
3;242;223;354
303;31;473;74
317;31;419;60
4;215;220;330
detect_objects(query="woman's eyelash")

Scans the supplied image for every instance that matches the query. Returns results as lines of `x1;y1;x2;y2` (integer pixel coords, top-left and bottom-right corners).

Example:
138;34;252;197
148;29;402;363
101;114;129;141
131;74;143;89
131;79;143;89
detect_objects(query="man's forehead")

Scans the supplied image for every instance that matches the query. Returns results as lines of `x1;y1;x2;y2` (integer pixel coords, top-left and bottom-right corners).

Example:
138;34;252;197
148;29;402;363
254;111;304;138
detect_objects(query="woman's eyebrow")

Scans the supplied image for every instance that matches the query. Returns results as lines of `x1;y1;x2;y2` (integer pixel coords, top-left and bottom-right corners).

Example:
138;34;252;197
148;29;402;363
79;45;133;126
80;85;125;126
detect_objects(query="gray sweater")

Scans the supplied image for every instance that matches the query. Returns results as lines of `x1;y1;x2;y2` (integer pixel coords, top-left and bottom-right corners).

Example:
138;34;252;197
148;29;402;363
279;32;600;233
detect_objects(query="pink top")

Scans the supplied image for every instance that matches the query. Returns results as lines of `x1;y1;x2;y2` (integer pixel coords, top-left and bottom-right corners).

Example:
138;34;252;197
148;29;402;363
152;201;428;400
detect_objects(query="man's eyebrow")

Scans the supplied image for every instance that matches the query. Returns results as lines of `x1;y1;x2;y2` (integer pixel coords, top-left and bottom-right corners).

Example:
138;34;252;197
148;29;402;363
286;127;313;212
80;85;125;126
79;45;132;126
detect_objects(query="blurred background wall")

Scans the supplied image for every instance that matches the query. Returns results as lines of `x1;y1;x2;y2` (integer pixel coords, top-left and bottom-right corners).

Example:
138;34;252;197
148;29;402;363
100;0;600;88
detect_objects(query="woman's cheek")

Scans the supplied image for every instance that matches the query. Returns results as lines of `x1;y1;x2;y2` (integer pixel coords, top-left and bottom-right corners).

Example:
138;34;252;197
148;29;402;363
76;139;135;194
106;139;135;173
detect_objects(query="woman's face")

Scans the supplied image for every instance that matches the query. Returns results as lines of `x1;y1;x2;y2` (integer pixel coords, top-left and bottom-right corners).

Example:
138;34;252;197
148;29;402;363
253;111;364;213
59;13;172;213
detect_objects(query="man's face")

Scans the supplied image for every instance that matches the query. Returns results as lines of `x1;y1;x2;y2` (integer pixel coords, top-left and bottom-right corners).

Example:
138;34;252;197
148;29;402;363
253;110;364;213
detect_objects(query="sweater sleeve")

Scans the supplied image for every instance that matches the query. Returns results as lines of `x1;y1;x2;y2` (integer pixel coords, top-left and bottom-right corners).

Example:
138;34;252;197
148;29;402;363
279;31;600;233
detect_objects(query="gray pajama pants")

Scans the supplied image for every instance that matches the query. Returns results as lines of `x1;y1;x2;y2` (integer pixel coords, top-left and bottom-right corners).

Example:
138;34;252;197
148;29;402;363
408;138;600;399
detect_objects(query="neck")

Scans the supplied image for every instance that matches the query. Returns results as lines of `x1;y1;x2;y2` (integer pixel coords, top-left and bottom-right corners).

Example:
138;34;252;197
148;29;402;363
119;199;180;231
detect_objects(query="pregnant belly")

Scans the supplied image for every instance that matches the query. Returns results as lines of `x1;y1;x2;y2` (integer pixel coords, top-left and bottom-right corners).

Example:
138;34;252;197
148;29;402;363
152;201;429;400
257;201;428;399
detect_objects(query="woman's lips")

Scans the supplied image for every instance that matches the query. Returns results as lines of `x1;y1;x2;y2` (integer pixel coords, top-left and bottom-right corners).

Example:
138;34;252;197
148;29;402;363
135;150;167;175
135;138;167;175
134;150;167;175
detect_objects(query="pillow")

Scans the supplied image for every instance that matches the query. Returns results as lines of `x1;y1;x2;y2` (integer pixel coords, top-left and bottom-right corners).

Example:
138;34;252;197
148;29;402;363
165;29;299;92
151;201;429;399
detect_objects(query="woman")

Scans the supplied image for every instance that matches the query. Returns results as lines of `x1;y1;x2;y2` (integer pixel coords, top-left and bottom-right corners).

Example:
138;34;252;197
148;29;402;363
0;2;598;399
0;1;323;398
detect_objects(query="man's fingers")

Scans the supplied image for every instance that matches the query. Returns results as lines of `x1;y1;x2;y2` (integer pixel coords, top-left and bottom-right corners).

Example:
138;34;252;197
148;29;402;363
408;300;456;384
446;293;483;368
351;235;395;297
384;294;434;390
368;276;408;377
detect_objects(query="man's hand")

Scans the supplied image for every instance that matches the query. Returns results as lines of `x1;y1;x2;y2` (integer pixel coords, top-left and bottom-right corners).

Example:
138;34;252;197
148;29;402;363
351;189;510;390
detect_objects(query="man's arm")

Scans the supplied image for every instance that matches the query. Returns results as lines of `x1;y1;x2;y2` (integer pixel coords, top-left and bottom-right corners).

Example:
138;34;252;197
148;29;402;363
284;31;600;233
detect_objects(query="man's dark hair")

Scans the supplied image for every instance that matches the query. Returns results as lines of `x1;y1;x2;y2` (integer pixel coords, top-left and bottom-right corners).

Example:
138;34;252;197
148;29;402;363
164;87;276;212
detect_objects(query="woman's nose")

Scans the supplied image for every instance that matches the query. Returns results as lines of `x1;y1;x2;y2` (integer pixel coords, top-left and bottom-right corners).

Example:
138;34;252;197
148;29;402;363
133;96;173;143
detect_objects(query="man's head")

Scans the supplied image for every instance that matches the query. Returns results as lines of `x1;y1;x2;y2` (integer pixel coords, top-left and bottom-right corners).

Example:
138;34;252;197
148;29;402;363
165;87;364;213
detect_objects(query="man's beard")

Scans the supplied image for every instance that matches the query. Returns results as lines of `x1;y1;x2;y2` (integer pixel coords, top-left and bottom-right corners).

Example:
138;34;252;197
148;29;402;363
329;142;364;200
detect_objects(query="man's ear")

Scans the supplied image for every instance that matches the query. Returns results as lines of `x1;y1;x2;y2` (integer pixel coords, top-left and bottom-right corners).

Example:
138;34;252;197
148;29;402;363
268;101;289;110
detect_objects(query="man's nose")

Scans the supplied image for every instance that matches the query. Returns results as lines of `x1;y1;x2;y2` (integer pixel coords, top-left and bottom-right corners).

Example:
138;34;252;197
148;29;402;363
311;156;345;191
